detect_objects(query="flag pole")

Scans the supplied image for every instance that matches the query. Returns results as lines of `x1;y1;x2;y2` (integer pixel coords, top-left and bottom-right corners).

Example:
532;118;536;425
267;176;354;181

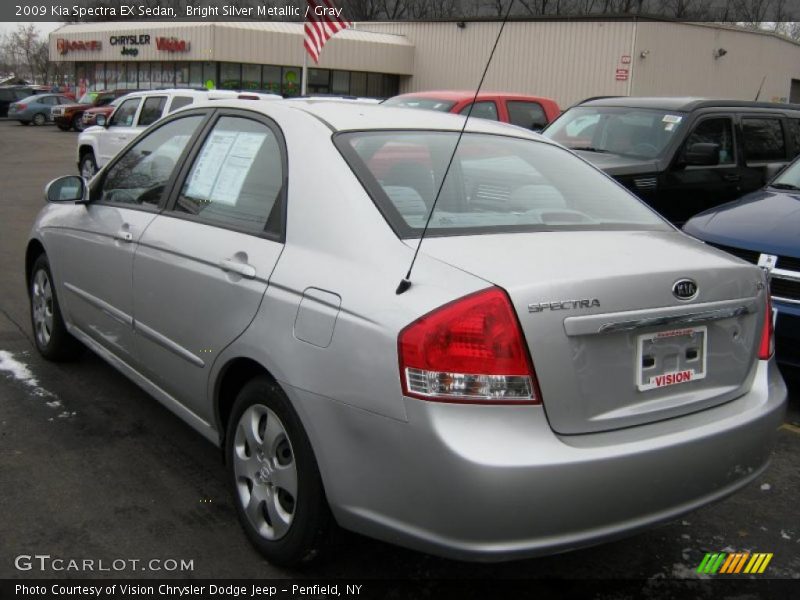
301;49;308;96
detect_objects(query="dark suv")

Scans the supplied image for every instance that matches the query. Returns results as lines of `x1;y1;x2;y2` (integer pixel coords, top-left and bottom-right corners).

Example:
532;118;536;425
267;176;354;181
0;86;35;118
544;97;800;224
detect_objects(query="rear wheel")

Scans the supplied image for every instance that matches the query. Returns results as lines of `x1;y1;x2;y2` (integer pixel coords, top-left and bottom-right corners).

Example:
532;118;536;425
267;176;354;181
80;152;97;179
29;254;81;361
32;113;46;126
226;376;331;566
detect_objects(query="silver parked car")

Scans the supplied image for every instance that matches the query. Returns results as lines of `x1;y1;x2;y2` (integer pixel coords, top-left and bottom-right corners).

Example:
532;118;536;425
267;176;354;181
26;100;786;565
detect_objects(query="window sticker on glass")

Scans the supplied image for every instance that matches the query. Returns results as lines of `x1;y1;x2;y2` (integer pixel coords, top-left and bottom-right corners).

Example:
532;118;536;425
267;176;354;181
185;131;268;205
662;115;682;124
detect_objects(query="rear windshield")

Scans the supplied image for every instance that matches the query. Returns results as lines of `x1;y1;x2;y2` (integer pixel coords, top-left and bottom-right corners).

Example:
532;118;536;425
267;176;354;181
382;97;456;112
544;106;686;159
335;131;670;237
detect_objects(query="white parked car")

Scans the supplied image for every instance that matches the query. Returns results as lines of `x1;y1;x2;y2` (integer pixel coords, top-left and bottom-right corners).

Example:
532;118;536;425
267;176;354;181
76;88;279;178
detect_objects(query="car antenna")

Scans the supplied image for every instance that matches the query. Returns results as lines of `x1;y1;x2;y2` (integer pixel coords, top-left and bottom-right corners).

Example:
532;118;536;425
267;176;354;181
754;75;766;101
395;1;515;295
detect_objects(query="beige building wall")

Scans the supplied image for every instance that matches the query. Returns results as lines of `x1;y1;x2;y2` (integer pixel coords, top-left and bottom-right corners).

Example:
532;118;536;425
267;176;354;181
631;22;800;103
364;21;637;107
365;20;800;107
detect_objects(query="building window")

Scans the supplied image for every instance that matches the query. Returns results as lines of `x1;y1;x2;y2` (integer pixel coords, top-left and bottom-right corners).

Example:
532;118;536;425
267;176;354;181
93;63;106;90
189;63;203;87
307;68;330;94
367;73;382;97
282;67;300;96
262;65;281;95
220;62;241;89
124;62;138;89
331;70;349;95
160;62;175;87
203;62;217;89
350;71;366;97
242;64;260;90
175;62;189;87
138;63;151;89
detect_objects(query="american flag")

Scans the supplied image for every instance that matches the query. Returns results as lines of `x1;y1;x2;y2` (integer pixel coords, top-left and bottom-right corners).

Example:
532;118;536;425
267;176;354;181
304;0;351;64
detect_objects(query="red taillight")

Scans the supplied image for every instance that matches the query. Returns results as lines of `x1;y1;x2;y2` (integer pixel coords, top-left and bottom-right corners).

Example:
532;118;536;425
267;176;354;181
758;292;775;360
15;103;26;111
398;287;540;404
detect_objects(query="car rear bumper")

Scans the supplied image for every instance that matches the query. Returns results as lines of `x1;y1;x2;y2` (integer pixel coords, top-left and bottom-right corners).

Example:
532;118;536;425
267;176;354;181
775;299;800;368
286;359;786;562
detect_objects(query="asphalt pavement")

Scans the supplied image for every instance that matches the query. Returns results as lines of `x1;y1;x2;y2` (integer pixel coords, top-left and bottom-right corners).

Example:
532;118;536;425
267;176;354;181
0;120;798;587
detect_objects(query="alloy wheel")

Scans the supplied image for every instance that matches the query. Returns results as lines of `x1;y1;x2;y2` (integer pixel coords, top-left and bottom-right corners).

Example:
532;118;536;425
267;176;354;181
32;268;54;347
233;404;298;541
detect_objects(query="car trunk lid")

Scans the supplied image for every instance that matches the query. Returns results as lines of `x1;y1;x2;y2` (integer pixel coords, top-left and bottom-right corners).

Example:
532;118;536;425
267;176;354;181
415;230;766;434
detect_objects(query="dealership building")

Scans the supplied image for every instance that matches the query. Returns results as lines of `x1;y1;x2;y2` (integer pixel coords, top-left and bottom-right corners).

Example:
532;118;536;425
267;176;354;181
49;19;800;106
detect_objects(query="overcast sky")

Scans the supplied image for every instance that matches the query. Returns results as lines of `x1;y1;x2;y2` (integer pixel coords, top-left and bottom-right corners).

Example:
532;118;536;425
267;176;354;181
0;22;62;38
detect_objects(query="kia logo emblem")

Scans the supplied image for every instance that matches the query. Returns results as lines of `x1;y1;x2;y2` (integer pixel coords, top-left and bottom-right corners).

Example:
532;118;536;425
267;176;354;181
673;279;698;301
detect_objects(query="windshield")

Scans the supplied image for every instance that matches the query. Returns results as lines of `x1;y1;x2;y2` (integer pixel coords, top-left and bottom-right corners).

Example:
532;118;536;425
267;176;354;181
771;159;800;189
382;96;456;112
78;92;98;104
544;106;686;159
336;131;670;237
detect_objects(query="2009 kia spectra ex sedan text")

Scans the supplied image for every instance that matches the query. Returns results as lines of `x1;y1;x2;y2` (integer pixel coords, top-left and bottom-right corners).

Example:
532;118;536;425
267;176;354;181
26;99;786;566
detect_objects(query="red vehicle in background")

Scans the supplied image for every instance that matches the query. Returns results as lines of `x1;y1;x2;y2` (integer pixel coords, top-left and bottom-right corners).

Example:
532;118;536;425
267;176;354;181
53;89;136;131
382;90;561;131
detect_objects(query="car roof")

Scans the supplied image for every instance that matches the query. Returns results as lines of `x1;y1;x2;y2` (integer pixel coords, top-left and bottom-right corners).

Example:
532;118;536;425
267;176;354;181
579;96;800;112
391;90;555;103
189;98;551;141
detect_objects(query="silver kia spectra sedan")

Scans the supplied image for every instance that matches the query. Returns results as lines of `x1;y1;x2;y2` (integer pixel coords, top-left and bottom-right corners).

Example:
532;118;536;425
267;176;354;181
26;99;786;565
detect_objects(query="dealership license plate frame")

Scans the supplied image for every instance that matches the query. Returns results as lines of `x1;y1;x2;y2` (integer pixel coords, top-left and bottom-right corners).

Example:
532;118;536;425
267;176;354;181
636;326;708;392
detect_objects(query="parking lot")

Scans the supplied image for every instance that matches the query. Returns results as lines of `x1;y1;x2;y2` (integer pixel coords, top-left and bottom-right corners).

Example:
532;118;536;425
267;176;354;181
0;119;799;585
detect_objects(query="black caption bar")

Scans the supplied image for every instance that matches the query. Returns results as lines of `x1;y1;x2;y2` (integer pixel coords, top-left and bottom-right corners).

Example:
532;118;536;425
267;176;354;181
2;579;800;600
4;0;800;23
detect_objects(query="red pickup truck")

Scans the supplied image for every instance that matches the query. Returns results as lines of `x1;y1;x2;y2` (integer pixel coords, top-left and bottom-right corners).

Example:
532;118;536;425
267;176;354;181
382;90;561;131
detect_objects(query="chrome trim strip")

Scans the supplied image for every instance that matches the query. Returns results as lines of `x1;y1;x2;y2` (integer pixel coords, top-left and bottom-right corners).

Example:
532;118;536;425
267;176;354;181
134;320;205;368
597;305;751;334
563;298;757;337
63;282;133;327
773;295;800;306
771;268;800;283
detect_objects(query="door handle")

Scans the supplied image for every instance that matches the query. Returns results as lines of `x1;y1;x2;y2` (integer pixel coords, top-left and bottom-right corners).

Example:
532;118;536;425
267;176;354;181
219;258;256;279
115;229;133;242
722;174;741;182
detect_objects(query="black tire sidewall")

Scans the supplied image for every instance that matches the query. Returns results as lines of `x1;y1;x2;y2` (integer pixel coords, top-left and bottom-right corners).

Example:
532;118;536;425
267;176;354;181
225;376;330;567
81;154;97;177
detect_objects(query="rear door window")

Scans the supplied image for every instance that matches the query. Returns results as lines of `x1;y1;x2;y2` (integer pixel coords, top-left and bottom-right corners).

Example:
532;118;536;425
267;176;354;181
742;117;786;161
459;101;498;121
174;116;285;237
168;96;194;113
786;119;800;158
507;100;547;130
137;96;167;127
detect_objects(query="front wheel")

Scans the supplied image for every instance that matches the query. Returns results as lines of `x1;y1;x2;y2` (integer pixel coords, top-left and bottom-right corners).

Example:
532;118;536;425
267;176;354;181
72;115;85;132
80;152;97;179
226;376;331;566
29;254;81;361
32;113;46;126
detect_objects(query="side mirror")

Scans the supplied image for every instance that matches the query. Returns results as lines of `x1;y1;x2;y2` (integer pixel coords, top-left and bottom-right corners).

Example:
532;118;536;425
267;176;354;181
764;163;786;182
96;114;107;127
684;142;720;166
45;176;88;204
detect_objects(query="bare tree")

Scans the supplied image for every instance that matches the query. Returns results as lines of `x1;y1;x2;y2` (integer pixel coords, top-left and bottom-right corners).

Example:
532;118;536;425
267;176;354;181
7;24;51;84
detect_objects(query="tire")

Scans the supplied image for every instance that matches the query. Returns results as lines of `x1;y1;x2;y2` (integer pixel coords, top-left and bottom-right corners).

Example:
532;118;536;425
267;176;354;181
226;376;332;566
72;115;85;132
57;123;70;131
20;121;30;126
29;254;82;361
80;152;98;179
32;113;46;126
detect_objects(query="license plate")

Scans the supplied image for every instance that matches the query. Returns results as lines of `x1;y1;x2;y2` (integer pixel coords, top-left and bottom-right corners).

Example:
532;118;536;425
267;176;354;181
636;326;707;391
